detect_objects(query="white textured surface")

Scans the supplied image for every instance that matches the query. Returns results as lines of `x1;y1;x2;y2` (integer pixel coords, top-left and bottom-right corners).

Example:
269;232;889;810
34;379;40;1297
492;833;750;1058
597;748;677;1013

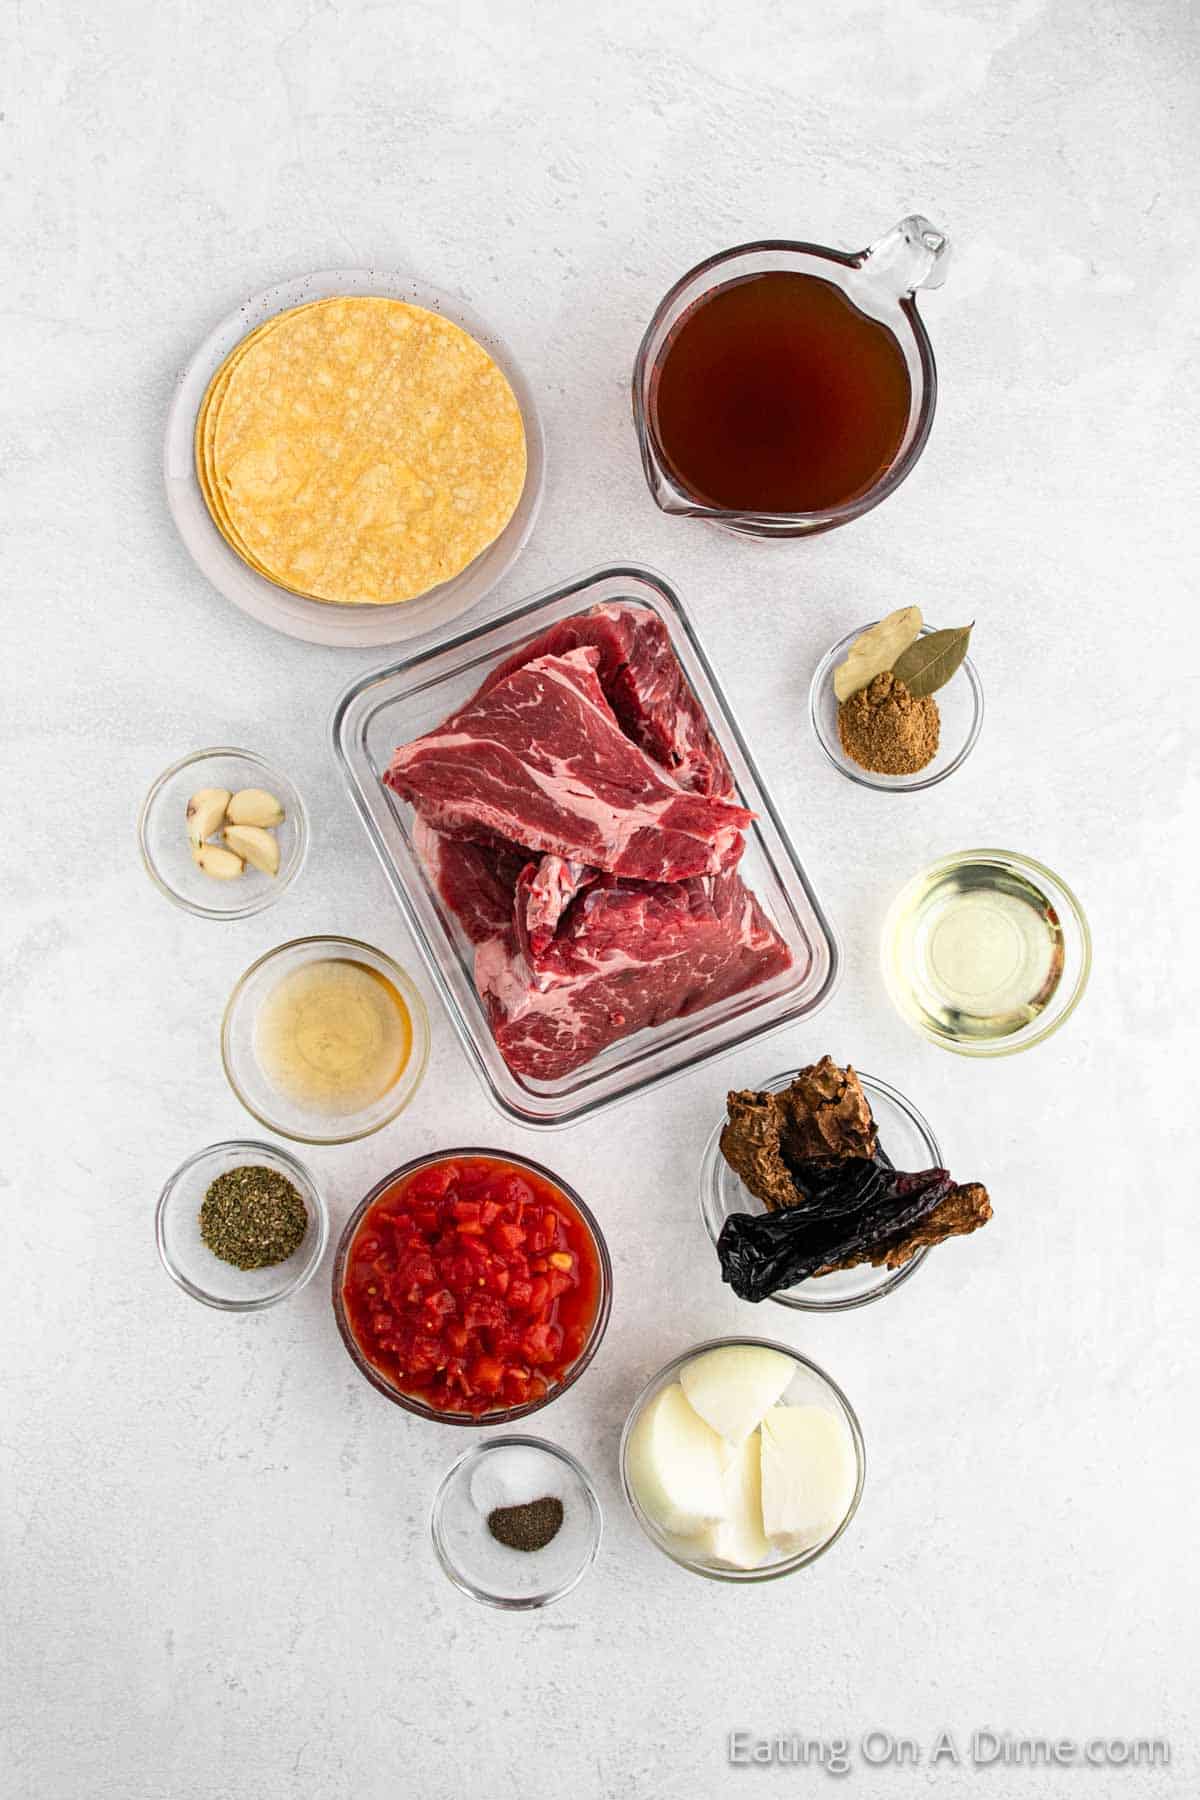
3;4;1197;1797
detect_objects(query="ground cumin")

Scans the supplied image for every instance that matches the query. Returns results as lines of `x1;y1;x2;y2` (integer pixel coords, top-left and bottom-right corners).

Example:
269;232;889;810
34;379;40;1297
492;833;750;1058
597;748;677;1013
837;670;939;775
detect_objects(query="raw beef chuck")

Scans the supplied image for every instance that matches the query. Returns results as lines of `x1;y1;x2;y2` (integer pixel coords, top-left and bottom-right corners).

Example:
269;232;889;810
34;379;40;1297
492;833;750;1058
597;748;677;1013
476;870;794;1082
386;647;751;881
392;605;791;1084
478;603;734;796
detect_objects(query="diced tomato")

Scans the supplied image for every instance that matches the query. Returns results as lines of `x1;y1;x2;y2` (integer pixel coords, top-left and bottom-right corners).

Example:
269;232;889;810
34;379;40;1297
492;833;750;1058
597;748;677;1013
412;1163;458;1198
341;1156;601;1418
407;1334;445;1373
396;1248;436;1290
470;1355;505;1394
498;1175;534;1209
420;1288;456;1326
506;1276;533;1312
441;1253;480;1295
523;1320;563;1366
464;1292;507;1333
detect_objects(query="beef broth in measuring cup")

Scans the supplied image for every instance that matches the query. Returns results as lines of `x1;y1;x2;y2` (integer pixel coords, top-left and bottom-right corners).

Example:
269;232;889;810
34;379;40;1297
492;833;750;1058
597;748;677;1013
632;216;949;537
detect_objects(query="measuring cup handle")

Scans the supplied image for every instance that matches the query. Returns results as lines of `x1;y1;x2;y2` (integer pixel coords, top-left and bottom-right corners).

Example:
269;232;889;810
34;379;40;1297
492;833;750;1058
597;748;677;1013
857;215;950;297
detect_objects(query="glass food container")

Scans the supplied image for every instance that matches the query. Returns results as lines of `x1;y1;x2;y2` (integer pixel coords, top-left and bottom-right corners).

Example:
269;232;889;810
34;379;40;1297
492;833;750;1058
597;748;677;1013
221;936;430;1144
331;1150;613;1426
619;1337;866;1583
155;1139;329;1311
138;747;308;920
330;565;840;1126
430;1436;602;1608
632;216;949;537
699;1070;939;1310
809;623;984;792
882;849;1091;1056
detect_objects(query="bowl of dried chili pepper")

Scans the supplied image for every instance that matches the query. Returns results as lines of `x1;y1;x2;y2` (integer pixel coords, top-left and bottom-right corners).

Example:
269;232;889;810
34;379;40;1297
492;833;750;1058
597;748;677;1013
700;1063;994;1311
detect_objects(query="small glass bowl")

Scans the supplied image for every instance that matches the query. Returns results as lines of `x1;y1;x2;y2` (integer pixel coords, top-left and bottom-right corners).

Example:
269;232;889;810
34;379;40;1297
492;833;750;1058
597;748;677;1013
619;1337;865;1583
155;1139;328;1310
699;1070;936;1310
809;624;983;792
882;848;1092;1057
138;747;307;918
430;1435;602;1608
221;935;430;1144
331;1149;613;1425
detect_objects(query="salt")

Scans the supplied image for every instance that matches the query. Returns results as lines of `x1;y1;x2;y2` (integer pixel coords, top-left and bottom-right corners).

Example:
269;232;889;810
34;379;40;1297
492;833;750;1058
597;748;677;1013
468;1444;568;1517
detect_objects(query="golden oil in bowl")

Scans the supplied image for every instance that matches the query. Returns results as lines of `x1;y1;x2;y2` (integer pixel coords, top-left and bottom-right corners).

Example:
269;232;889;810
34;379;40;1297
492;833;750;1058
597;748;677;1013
884;853;1069;1048
222;937;431;1144
254;958;413;1115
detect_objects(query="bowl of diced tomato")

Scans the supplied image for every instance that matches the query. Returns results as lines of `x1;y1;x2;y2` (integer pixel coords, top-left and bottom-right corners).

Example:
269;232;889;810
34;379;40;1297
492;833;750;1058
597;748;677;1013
332;1150;613;1423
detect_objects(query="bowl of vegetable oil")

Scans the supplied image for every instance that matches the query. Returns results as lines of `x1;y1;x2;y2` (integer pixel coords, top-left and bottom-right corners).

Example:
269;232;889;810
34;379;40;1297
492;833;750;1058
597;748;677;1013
881;850;1090;1056
222;936;430;1143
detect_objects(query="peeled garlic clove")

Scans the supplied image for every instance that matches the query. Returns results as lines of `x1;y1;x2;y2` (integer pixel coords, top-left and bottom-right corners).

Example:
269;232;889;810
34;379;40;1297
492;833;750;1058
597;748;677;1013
226;787;284;828
186;787;231;845
191;842;244;881
223;824;280;877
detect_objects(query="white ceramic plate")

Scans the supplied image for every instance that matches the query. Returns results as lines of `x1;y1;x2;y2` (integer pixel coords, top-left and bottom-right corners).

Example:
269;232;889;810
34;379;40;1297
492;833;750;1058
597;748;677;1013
163;270;546;648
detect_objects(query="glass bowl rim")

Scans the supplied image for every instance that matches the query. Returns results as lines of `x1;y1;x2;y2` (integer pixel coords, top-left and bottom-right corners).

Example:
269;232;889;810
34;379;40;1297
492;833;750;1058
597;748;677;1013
619;1334;866;1582
220;934;431;1144
154;1137;329;1311
881;847;1092;1056
631;236;937;532
699;1068;934;1312
808;624;985;792
429;1431;603;1609
331;1147;614;1425
137;745;309;919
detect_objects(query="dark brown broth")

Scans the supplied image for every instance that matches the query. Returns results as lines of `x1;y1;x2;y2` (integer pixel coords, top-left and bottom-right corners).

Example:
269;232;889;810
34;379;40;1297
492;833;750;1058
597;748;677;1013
649;270;912;513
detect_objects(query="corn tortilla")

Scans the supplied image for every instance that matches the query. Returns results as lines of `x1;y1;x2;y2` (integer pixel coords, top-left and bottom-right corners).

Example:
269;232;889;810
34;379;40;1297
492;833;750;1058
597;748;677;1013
196;298;527;606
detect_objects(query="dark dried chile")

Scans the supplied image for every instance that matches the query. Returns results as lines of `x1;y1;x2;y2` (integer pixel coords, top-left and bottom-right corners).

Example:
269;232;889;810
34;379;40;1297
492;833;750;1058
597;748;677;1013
717;1160;954;1302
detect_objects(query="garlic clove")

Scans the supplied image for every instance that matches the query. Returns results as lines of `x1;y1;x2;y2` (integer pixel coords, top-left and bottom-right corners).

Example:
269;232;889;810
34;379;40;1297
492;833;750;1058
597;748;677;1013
223;824;280;877
191;842;244;881
226;787;285;828
186;787;232;846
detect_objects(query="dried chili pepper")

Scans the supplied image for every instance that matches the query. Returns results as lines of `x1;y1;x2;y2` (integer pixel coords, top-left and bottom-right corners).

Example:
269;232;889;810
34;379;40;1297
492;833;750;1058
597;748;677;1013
717;1160;954;1302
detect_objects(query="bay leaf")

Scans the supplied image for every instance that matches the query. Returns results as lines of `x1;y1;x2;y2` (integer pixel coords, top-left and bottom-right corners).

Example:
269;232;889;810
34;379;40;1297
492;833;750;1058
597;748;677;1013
833;604;923;702
891;623;973;698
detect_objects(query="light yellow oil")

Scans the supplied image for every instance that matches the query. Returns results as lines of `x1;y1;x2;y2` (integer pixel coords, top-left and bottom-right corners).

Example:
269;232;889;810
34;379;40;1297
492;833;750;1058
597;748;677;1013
886;858;1065;1043
254;958;412;1116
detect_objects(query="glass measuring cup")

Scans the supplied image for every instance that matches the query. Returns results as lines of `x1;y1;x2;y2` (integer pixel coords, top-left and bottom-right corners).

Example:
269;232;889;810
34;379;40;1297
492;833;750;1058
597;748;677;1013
632;215;949;537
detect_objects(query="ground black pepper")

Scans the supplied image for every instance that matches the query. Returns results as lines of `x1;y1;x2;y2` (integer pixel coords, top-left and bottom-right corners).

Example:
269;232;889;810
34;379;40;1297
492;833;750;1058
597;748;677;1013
487;1496;564;1553
199;1165;308;1270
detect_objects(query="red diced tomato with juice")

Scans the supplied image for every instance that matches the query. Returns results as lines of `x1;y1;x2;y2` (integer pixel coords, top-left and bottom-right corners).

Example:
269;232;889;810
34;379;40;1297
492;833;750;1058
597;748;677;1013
341;1157;600;1417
